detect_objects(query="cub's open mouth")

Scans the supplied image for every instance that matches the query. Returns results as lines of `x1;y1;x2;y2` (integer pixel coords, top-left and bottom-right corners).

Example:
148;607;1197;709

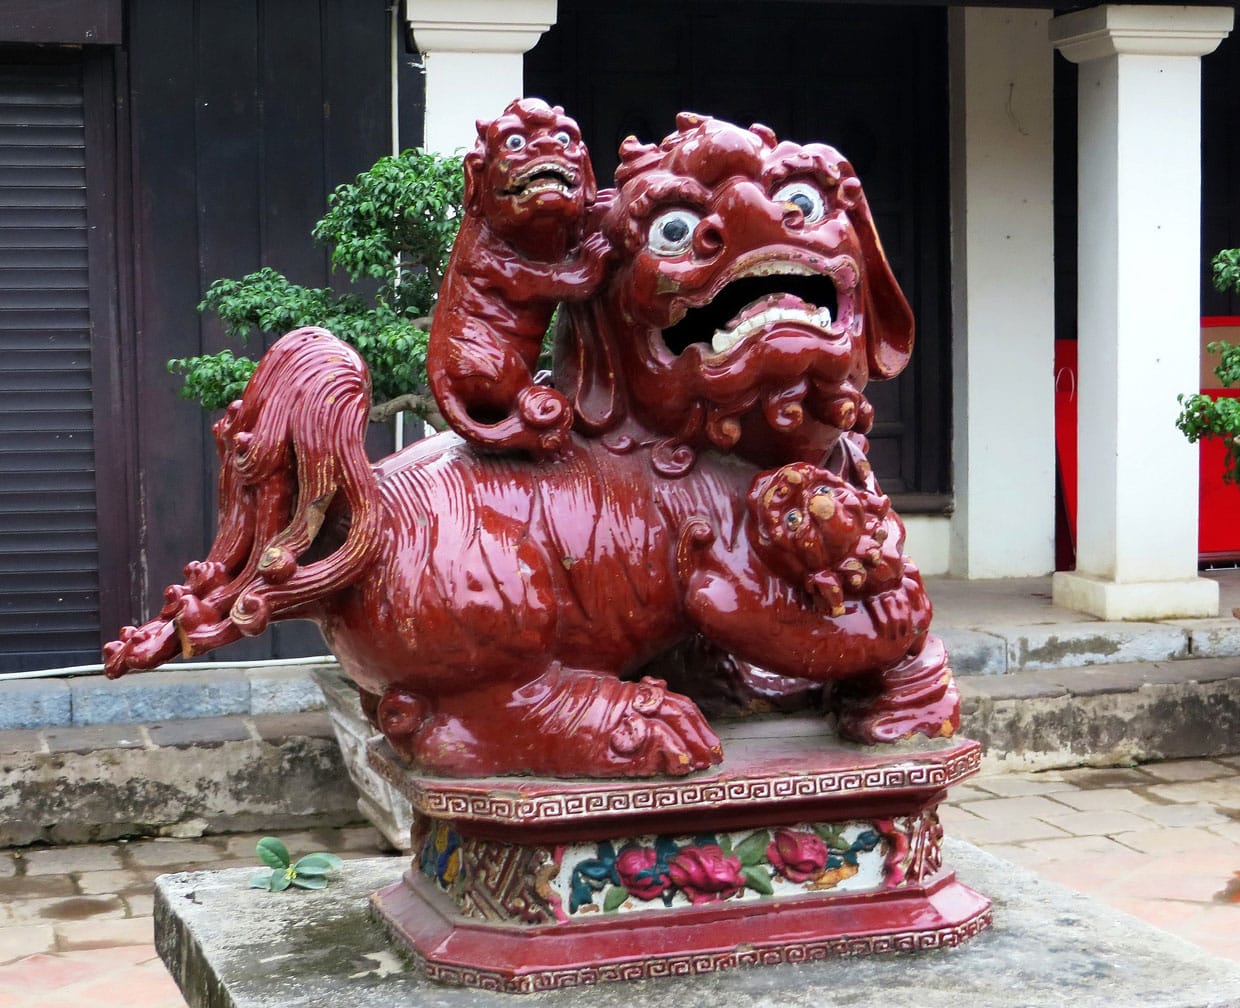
505;160;579;199
661;271;843;357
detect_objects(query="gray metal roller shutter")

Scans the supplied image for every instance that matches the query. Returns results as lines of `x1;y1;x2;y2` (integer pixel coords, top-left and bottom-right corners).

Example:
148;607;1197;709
0;57;101;673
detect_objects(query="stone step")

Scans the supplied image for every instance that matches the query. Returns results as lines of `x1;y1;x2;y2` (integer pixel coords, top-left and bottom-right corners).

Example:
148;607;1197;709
958;656;1240;772
938;616;1240;676
0;711;360;847
1;654;1236;849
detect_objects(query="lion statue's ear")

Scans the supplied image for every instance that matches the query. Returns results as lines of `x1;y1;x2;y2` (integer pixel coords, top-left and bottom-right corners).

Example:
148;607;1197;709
463;145;486;217
839;167;915;380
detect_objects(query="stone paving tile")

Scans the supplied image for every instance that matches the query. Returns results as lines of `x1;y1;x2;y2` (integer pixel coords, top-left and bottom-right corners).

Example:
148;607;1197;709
1127;802;1231;828
1056;766;1158;788
1206;820;1240;843
327;825;388;852
0;926;54;965
945;814;1071;845
1042;787;1158;813
1104;895;1213;932
123;839;228;869
1176;914;1240;962
60;954;186;1008
17;845;124;876
1146;780;1240;806
1138;758;1234;782
122;894;155;917
0;875;76;900
74;869;161;896
956;794;1076;821
967;774;1074;798
1019;849;1149;895
0;895;126;928
934;804;982;835
1038;808;1159;836
0;946;187;1008
1110;825;1237;856
940;783;993;803
1106;848;1240;904
0;855;17;879
0;951;104;993
55;917;155;950
997;833;1134;865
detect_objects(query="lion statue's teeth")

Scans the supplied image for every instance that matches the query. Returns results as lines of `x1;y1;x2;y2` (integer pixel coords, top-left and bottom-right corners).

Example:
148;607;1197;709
710;305;834;354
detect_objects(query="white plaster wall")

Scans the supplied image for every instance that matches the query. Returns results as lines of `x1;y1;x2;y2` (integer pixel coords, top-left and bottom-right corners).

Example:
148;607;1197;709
947;8;1056;579
903;516;951;577
407;0;557;154
1073;50;1203;582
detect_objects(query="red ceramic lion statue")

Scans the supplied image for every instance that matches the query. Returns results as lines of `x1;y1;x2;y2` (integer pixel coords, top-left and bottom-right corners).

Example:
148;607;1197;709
104;108;958;779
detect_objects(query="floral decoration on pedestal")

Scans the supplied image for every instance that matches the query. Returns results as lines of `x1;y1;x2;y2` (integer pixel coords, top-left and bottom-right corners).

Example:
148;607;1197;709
562;822;884;917
416;814;945;924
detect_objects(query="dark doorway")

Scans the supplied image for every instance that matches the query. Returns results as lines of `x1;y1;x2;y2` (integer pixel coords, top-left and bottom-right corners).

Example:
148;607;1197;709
526;1;953;505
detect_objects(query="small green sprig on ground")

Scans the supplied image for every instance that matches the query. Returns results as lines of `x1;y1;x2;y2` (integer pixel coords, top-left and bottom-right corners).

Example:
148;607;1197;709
249;836;343;892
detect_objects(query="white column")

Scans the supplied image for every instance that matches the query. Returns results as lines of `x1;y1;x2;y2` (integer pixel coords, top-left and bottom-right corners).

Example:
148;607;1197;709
1051;5;1231;620
406;0;558;154
947;8;1056;578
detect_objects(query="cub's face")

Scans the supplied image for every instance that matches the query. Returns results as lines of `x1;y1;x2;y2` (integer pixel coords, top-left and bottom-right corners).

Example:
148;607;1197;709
748;463;867;578
469;99;596;236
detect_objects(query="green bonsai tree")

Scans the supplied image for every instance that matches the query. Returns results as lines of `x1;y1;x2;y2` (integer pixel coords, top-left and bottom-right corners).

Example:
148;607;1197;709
1176;248;1240;483
169;148;465;426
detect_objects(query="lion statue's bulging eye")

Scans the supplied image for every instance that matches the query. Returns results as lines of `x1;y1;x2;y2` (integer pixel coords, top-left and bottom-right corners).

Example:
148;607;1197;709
785;509;804;530
553;130;572;146
772;181;826;223
647;209;701;256
504;134;527;151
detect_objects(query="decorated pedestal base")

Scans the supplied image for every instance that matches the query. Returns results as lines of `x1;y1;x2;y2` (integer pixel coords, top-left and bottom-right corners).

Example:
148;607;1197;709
368;718;991;993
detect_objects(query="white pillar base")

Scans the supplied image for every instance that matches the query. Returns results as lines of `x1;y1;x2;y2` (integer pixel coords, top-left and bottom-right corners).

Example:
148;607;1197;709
1052;571;1219;621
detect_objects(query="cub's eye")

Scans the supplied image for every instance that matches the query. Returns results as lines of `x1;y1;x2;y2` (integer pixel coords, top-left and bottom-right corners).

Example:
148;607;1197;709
647;209;701;256
504;134;527;151
553;130;572;146
772;181;826;223
785;509;804;530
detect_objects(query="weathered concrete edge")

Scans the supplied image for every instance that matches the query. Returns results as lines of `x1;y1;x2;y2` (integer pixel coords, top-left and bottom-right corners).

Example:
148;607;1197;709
962;669;1240;772
0;711;362;846
0;664;332;731
152;841;1240;1008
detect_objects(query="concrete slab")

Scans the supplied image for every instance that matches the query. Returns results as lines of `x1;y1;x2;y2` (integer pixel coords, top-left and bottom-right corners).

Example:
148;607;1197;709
996;622;1188;672
962;669;1240;771
71;669;251;726
153;841;1240;1008
0;679;70;730
0;713;359;846
937;628;1007;676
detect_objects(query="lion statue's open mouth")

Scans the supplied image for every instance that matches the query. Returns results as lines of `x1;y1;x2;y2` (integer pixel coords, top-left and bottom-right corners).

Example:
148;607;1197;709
504;159;581;201
660;265;850;359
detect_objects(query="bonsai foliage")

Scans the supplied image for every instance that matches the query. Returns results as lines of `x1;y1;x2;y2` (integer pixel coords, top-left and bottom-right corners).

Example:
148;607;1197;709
168;149;465;425
249;836;343;892
1176;248;1240;483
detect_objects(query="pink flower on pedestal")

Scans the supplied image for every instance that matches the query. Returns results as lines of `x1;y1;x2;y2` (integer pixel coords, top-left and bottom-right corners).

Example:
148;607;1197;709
766;828;829;883
668;845;745;904
614;845;669;901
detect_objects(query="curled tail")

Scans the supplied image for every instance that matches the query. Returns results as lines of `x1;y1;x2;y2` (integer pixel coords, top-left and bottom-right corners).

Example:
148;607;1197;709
104;327;383;675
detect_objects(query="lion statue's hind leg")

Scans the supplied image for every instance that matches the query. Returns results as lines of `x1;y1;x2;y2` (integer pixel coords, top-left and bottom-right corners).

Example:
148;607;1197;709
375;665;723;779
